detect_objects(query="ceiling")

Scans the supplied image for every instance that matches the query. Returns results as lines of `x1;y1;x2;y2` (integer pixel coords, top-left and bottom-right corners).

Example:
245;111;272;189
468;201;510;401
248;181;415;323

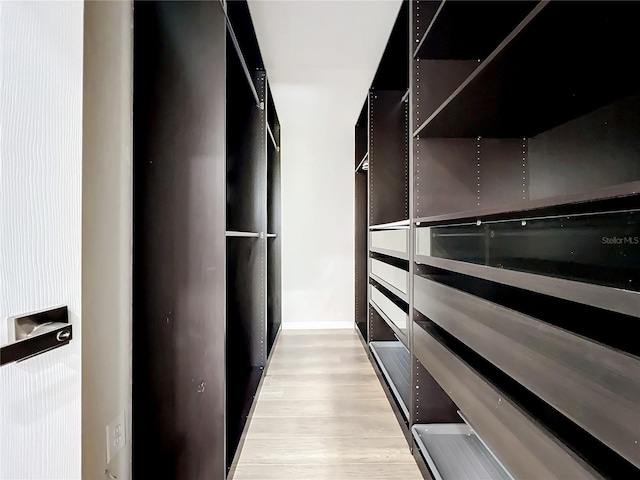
248;0;402;129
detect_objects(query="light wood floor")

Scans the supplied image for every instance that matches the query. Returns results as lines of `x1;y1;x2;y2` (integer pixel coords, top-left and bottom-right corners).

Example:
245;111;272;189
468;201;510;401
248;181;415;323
231;329;423;480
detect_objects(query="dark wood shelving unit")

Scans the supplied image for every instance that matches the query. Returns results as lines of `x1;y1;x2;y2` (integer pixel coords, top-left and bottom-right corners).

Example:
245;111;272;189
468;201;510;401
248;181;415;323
356;1;640;478
133;2;281;478
408;0;640;477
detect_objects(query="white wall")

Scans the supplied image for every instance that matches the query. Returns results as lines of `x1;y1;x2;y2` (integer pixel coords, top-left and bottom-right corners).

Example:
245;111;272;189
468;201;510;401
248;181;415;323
276;73;366;329
0;2;84;478
249;0;401;329
82;2;132;479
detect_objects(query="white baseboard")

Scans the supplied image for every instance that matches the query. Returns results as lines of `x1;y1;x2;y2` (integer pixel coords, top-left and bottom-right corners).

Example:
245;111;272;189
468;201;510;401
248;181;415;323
282;321;353;330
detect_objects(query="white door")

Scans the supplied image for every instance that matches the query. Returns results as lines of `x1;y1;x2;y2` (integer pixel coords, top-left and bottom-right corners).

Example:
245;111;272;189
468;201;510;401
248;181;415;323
0;2;84;478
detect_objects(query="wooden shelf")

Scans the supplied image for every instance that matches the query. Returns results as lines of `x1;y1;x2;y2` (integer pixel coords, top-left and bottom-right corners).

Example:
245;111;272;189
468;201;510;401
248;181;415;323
414;254;640;319
413;180;640;226
370;341;410;420
370;246;409;262
414;1;640;138
414;0;537;60
412;424;512;480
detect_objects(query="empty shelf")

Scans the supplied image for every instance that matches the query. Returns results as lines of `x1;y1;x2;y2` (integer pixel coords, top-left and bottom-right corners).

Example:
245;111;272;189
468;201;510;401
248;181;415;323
370;341;410;419
412;424;512;480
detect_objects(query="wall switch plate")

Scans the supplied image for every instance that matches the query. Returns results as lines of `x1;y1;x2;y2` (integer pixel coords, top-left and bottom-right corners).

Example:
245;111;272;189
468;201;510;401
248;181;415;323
106;411;126;464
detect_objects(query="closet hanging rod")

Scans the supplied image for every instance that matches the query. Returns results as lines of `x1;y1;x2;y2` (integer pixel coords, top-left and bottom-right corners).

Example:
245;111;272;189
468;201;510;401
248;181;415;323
355;152;368;172
225;17;262;109
267;124;279;151
226;231;261;238
369;219;410;230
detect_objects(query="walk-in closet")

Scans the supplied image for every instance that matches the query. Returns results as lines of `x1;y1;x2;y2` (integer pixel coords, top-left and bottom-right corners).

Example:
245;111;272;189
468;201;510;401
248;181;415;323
15;0;630;479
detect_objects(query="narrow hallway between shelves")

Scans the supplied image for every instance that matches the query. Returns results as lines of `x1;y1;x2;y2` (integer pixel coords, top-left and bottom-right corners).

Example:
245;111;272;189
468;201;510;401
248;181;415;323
231;329;422;480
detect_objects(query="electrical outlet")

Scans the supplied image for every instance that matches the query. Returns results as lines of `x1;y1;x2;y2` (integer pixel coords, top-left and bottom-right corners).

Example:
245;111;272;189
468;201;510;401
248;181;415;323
106;411;126;465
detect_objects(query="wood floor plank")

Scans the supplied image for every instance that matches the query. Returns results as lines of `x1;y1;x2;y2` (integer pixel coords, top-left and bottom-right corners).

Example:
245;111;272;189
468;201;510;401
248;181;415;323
252;397;393;418
267;358;372;374
236;436;415;465
244;415;406;438
258;383;387;401
270;348;368;360
263;372;379;387
266;353;368;367
269;350;370;365
276;337;363;348
278;329;359;336
232;463;423;480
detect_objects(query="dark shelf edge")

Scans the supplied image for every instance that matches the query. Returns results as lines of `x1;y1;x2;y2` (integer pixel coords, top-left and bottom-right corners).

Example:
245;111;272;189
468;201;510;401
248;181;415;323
370;342;410;420
414;254;640;318
412;437;437;480
370;246;409;261
368;344;412;445
225;15;262;109
413;180;640;226
355;322;368;348
369;298;408;348
412;1;548;138
267;123;279;151
227;327;282;478
370;272;409;304
412;0;447;60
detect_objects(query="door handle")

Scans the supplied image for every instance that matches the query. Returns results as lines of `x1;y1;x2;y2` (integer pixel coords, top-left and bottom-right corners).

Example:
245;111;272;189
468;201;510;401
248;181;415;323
1;306;72;366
